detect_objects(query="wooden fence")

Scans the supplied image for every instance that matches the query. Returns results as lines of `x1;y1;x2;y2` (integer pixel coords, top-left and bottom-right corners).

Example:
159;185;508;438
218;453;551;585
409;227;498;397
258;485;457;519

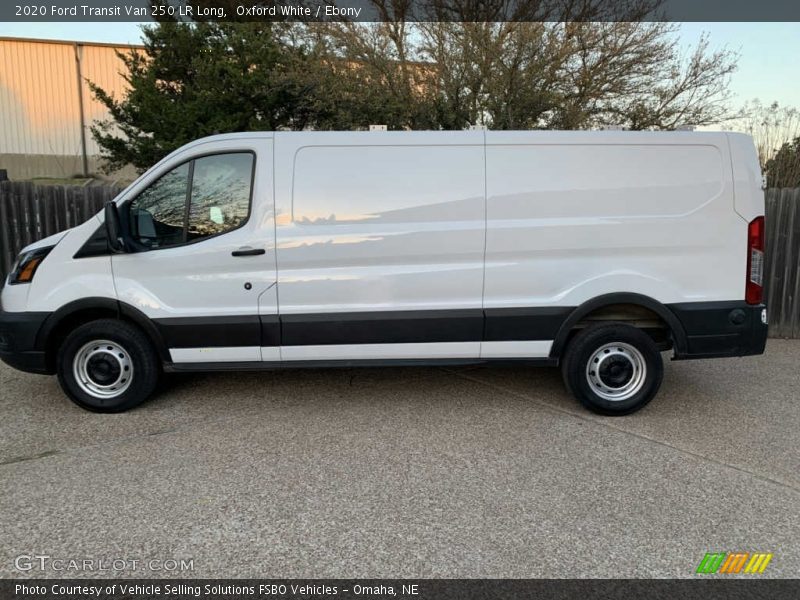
0;181;799;338
0;181;121;279
765;188;800;338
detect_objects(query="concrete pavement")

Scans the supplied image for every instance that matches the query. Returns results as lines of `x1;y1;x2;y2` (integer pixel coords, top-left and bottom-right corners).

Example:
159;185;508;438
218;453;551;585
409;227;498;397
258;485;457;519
1;340;798;578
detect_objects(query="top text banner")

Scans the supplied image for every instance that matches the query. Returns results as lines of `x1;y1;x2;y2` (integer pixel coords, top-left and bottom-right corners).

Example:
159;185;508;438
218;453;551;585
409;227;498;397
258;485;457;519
3;0;800;23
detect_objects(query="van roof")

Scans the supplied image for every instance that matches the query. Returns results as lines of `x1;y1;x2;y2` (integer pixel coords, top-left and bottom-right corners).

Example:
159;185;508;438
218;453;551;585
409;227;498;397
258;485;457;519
187;129;742;144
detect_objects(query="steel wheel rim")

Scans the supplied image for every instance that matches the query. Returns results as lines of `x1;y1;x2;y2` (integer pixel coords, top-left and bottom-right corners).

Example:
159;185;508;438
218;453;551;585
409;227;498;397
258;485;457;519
72;339;134;399
585;342;646;402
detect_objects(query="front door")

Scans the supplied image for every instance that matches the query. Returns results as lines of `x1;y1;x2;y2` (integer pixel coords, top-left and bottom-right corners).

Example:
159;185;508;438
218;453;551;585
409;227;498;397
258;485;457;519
112;136;277;364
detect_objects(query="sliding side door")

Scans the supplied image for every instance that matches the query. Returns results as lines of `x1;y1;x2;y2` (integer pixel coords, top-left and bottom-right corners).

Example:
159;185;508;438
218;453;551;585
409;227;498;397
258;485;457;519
273;131;486;361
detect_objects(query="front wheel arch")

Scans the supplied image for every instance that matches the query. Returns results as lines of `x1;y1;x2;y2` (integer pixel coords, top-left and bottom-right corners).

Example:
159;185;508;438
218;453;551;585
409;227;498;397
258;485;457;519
37;298;171;372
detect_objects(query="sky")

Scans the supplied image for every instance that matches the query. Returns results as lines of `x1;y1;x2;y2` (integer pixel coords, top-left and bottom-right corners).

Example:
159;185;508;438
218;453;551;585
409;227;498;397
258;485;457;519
1;21;799;110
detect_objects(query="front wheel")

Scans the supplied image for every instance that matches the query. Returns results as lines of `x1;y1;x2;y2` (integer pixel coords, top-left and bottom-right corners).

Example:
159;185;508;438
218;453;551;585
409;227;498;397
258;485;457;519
57;319;160;412
561;323;663;416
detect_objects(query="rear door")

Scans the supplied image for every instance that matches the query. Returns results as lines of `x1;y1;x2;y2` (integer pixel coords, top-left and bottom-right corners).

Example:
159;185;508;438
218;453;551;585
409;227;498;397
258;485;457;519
112;135;277;364
273;131;486;360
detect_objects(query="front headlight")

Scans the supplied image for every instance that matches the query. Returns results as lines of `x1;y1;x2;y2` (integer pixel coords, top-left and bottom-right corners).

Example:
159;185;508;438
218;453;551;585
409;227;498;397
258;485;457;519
8;246;53;285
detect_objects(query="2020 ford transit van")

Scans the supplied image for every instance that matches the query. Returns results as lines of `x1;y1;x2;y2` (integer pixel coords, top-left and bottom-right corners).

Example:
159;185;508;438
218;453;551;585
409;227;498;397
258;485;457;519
0;131;768;414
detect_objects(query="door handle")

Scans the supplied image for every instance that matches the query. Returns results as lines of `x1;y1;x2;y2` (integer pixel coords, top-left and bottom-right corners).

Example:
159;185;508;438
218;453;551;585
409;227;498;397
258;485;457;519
231;247;266;257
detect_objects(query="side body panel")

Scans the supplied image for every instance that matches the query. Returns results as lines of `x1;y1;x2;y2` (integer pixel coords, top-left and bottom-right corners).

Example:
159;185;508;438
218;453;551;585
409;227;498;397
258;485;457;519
273;131;486;360
483;131;746;314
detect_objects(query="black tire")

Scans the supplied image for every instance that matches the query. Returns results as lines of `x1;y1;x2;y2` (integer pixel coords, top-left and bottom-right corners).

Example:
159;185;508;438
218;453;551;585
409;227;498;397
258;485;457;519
56;319;160;413
561;323;663;416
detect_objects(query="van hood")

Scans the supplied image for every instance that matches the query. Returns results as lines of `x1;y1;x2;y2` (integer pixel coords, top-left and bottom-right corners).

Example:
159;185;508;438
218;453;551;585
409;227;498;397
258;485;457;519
20;228;73;253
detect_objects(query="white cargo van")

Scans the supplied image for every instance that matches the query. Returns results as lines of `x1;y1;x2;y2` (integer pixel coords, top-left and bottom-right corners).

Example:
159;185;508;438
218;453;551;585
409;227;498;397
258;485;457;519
0;131;767;414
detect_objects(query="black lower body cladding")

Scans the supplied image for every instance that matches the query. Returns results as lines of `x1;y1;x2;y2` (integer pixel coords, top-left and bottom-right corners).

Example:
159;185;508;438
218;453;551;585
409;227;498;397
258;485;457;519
0;309;50;373
0;299;768;376
667;301;768;359
152;301;768;359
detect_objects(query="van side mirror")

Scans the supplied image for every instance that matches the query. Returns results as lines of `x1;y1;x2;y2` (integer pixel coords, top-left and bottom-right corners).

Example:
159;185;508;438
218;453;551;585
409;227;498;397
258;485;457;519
104;202;126;253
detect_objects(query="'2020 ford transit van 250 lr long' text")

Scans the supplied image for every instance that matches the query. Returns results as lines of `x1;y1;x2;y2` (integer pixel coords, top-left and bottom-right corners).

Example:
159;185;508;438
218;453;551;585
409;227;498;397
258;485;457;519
0;131;768;414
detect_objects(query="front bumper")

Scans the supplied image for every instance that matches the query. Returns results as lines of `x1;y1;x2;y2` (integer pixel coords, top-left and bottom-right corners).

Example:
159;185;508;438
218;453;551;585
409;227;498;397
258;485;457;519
668;302;769;360
0;308;51;374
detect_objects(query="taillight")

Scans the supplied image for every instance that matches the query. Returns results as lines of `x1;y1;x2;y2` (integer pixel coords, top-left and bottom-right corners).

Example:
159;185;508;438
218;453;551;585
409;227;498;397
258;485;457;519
746;216;765;305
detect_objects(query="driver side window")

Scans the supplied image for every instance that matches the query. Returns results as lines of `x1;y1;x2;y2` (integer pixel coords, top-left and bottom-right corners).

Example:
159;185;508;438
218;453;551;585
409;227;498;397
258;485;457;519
129;163;189;249
128;152;254;250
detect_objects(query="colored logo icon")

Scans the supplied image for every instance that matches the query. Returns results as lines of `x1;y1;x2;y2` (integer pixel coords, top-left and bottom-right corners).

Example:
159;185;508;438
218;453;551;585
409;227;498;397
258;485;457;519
696;552;773;574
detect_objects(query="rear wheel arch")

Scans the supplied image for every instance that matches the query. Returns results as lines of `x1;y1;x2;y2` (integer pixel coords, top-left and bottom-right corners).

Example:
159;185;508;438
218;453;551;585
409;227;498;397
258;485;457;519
550;293;688;360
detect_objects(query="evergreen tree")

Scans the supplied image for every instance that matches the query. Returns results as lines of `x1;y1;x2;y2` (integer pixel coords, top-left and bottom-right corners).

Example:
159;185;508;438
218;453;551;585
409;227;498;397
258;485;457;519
90;22;313;172
766;137;800;188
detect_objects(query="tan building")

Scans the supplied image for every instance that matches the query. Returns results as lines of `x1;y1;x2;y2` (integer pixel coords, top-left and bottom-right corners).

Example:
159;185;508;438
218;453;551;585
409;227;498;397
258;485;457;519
0;36;141;180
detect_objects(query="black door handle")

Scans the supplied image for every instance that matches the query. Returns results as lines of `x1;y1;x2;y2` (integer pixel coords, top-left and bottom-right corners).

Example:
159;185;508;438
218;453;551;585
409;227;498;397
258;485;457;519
232;247;266;257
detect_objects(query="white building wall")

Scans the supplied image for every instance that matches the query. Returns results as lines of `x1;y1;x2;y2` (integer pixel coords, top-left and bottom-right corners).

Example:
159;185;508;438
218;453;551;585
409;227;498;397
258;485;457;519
0;37;140;179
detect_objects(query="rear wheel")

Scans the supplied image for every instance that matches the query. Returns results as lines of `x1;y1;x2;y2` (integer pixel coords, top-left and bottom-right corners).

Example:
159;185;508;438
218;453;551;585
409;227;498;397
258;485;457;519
561;323;663;416
57;319;160;412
